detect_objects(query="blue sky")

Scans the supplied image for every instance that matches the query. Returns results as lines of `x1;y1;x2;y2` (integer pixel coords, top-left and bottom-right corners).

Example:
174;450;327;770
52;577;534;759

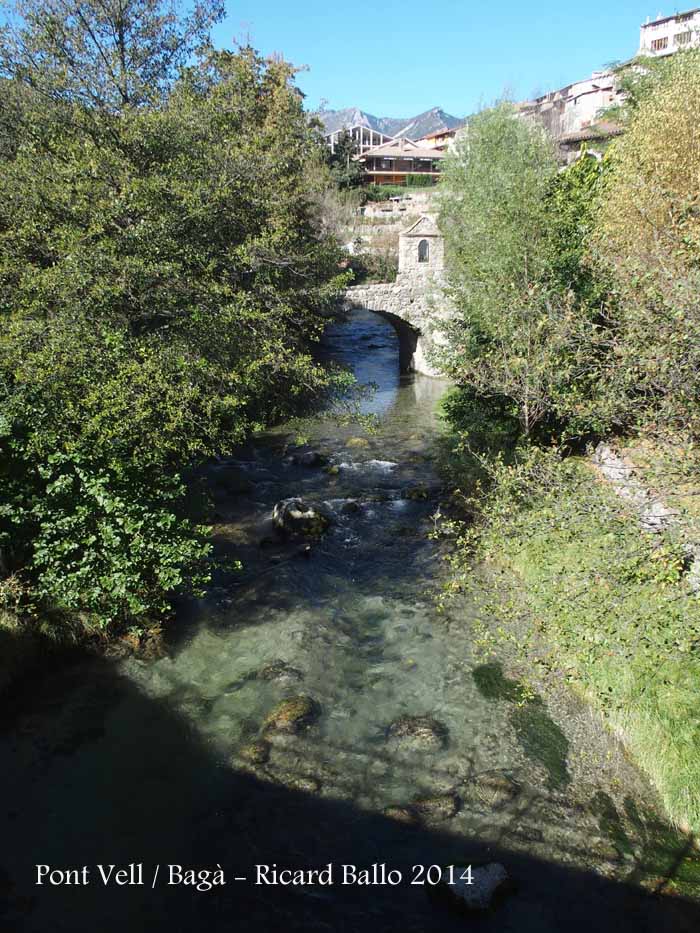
211;0;671;116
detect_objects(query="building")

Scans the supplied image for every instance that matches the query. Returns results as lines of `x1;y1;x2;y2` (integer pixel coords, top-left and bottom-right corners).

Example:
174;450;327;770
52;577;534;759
324;125;394;156
356;137;445;186
518;68;624;140
557;122;625;164
414;127;460;152
639;8;700;56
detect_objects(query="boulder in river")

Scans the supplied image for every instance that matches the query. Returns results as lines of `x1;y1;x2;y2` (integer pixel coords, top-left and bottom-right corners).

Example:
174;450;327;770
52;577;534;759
386;715;449;750
293;450;326;467
272;498;333;537
263;695;321;735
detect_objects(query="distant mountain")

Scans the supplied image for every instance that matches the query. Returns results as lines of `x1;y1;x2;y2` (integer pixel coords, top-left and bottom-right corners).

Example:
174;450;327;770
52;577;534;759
319;106;464;140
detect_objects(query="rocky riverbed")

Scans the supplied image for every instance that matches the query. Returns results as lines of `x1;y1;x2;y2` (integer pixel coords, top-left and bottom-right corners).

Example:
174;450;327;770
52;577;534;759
0;310;698;931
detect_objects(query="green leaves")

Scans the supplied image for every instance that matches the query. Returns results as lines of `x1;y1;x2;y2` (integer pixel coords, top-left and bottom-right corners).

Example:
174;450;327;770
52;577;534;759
0;35;346;635
438;105;595;439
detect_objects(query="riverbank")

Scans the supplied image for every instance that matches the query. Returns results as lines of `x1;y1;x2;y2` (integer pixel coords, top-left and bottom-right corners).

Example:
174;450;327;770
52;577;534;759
444;442;700;846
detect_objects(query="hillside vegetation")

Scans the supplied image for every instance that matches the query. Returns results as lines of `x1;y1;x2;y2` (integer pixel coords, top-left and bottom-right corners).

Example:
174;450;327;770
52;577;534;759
437;52;700;833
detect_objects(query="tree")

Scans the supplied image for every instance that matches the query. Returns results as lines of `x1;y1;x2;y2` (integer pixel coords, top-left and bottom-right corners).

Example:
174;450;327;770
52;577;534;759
0;0;224;110
438;104;569;437
0;12;347;635
328;128;364;189
592;49;700;438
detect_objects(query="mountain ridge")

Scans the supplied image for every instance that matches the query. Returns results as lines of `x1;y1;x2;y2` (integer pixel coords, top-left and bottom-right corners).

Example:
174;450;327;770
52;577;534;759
319;106;464;140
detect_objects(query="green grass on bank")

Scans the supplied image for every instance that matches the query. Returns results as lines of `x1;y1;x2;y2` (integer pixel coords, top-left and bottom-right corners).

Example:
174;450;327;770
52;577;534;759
479;457;700;834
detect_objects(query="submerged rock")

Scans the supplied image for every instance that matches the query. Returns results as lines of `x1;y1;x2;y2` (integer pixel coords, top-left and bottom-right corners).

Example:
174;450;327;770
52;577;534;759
272;498;332;537
340;499;361;515
257;660;305;684
471;773;521;808
223;660;304;695
433;862;512;912
346;437;370;448
263;695;321;735
238;740;271;765
383;805;419;825
411;794;460;823
273;772;322;794
212;465;255;495
386;715;449;750
401;484;430;501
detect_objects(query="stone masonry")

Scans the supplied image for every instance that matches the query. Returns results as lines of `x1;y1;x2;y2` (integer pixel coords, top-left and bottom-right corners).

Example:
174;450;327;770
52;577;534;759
340;215;452;377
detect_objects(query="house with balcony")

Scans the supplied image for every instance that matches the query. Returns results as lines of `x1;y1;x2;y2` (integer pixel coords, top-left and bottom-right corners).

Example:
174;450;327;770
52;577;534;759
356;137;445;186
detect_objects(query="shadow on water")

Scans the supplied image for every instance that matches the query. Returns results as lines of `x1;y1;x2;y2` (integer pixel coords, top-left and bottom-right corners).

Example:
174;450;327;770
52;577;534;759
473;663;570;790
0;638;699;933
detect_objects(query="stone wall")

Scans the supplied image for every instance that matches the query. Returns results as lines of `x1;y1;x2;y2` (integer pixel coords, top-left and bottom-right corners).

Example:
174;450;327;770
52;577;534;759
339;211;452;378
340;269;450;377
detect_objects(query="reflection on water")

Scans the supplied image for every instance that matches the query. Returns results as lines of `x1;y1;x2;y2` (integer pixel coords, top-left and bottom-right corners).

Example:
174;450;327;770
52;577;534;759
1;310;698;931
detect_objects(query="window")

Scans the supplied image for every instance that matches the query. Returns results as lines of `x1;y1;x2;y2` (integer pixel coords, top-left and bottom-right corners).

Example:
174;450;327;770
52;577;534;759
651;36;669;51
418;239;429;263
675;30;692;45
678;12;694;23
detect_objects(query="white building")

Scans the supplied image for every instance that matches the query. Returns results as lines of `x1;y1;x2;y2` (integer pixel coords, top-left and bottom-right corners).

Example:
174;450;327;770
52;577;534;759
639;8;700;56
324;125;394;156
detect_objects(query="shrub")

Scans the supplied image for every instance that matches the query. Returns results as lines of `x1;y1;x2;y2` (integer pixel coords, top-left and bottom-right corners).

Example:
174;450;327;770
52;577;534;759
591;50;700;438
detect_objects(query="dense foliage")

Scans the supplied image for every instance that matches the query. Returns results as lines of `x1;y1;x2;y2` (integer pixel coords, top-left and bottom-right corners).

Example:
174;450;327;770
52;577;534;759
0;0;347;637
440;54;700;444
438;54;700;833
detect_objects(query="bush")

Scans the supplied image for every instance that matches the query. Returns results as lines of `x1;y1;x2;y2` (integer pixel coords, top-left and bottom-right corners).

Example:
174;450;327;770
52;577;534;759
363;185;409;201
405;173;435;188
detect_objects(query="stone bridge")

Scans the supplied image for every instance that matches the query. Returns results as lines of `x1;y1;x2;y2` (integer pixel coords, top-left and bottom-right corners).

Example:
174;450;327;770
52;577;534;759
339;215;451;377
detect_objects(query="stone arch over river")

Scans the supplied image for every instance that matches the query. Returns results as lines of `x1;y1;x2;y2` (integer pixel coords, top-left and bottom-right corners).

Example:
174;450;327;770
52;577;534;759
340;213;452;377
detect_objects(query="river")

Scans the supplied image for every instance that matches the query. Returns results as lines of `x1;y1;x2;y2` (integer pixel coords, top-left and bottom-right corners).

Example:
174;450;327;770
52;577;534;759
1;310;698;931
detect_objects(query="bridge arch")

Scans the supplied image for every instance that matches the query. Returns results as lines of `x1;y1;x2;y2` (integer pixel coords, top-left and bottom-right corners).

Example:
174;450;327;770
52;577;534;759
354;305;420;373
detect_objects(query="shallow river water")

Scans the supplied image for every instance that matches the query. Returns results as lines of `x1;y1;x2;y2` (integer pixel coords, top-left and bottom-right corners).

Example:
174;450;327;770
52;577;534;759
1;311;699;931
